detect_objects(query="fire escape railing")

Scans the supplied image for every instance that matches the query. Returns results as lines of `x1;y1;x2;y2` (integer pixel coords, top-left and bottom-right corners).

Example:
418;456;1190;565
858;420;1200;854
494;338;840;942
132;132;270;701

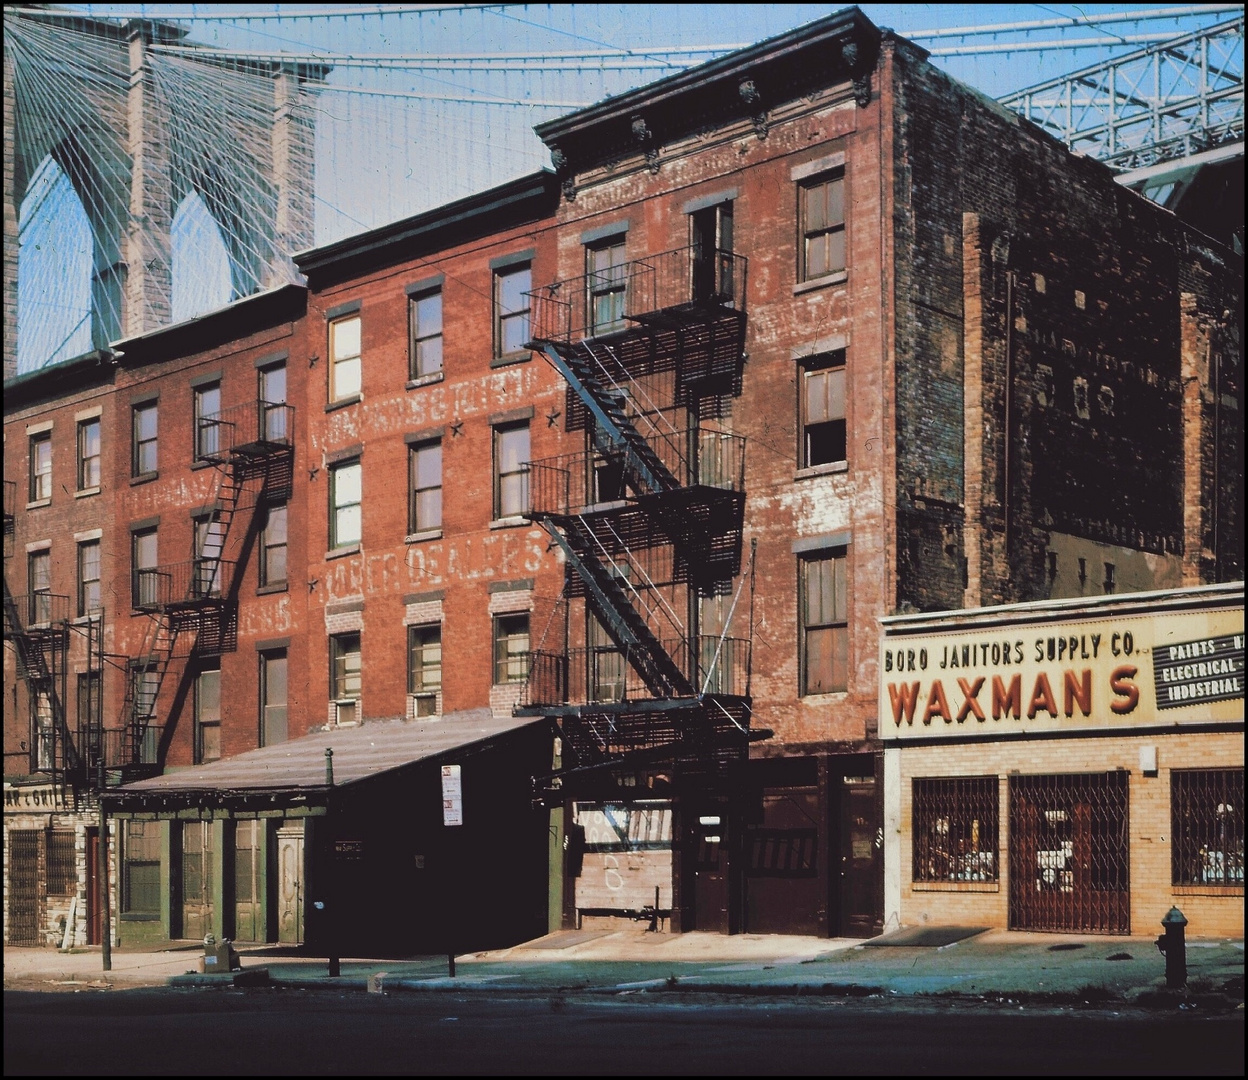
526;243;744;346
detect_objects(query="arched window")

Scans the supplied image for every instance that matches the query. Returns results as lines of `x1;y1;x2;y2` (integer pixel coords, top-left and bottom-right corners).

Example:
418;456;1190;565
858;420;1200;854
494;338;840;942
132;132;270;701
171;190;233;324
17;156;92;372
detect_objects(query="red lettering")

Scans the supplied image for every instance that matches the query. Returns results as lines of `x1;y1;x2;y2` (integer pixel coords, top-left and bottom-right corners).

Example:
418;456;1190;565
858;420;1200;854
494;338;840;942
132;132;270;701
923;680;952;725
888;682;921;725
1110;665;1139;715
992;674;1021;719
1027;673;1058;719
956;677;986;722
1063;668;1092;717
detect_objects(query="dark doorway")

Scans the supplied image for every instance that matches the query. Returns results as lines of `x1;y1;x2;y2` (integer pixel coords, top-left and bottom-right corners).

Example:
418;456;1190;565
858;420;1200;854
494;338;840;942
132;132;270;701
85;827;102;945
835;771;882;937
691;802;730;933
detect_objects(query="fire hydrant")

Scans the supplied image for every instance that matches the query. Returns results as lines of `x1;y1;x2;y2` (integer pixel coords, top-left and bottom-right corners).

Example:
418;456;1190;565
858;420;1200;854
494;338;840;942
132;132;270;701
1155;906;1187;989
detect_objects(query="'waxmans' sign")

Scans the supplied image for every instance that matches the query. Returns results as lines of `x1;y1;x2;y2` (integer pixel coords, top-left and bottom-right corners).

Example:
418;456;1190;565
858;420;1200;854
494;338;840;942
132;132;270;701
879;603;1243;741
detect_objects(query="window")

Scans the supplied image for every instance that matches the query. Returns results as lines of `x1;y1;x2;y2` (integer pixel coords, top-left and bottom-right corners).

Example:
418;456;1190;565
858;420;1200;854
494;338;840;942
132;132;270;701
330;633;362;722
29;432;51;501
259;503;287;588
494;263;531;356
801;352;847;468
193;514;226;598
194;664;221;764
799;170;845;281
129;663;160;761
587;238;627;335
46;830;76;896
34;689;54;770
409;441;442;534
77;539;101;615
77;418;100;490
260;649;288;746
1172;768;1243;887
588;614;625;703
259;362;287;442
132;527;158;607
28;548;51;624
493;423;529;519
194;382;221;460
329;460;361;549
133;402;158;476
690;201;734;302
408;625;442;715
912;777;1000;884
409;288;443;379
801;549;848;695
329;314;362;401
494;613;530;684
77;671;101;740
123;820;161;915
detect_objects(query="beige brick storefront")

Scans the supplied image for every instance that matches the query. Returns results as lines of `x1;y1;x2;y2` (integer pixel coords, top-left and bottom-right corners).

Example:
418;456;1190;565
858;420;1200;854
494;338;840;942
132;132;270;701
880;584;1243;938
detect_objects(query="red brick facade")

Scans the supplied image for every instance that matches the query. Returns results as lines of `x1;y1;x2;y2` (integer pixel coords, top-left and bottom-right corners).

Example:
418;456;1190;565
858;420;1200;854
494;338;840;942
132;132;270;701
5;11;1241;947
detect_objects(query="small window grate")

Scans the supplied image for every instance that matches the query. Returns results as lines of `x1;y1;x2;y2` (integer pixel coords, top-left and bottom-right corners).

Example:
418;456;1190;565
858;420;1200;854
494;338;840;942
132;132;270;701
1171;768;1244;887
912;776;999;883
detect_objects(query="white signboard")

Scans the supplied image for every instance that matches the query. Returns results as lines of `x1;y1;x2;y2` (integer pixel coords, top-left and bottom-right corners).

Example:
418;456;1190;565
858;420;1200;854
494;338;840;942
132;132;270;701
441;764;463;826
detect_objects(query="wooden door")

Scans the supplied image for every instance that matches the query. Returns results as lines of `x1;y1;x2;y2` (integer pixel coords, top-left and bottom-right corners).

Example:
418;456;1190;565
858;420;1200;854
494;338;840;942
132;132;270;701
276;824;304;944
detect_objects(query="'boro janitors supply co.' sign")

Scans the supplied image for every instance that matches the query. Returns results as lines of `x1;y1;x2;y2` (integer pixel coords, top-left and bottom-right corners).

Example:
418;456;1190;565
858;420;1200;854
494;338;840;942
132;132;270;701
879;595;1243;741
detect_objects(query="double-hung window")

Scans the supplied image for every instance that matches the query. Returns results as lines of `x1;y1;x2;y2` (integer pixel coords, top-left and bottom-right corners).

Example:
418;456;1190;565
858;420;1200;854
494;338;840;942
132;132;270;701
259;362;287;442
329;460;362;549
409;288;443;380
28;548;51;625
801;549;848;695
77;418;100;490
408;441;442;535
801;352;847;468
260;649;288;746
329;314;362;402
133;402;158;476
193;514;226;598
259;502;287;588
194;382;221;460
408;625;442;715
494;264;531;357
132;527;159;608
799;170;845;282
587;238;627;336
78;539;101;616
29;432;51;502
194;663;221;764
493;423;529;520
494;614;530;685
330;633;361;725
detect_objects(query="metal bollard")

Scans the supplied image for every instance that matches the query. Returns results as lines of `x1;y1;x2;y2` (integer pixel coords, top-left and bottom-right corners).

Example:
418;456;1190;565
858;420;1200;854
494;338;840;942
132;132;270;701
1155;906;1187;989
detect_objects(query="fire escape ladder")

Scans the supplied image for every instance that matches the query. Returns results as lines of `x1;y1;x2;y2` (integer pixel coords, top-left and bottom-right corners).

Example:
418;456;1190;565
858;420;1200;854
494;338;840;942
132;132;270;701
537;341;681;496
542;515;694;699
2;573;79;777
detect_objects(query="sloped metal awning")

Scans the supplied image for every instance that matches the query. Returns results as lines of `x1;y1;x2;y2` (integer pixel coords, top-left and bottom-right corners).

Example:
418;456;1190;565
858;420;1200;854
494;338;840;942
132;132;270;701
103;710;548;816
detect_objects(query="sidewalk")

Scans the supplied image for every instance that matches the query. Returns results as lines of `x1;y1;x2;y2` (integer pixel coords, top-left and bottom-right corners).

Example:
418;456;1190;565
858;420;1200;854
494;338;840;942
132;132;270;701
4;927;1243;1011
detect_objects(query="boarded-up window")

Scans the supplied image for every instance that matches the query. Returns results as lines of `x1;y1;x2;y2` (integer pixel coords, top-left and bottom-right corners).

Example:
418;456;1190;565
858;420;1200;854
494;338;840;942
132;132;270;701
801;549;848;695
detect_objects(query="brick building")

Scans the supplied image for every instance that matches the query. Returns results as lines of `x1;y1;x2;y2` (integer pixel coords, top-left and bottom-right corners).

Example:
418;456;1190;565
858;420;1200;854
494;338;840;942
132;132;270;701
5;9;1242;950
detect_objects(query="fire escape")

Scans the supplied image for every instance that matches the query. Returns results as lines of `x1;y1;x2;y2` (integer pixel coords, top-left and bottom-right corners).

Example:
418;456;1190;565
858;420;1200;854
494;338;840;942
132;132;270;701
519;242;762;798
3;479;84;799
103;400;293;785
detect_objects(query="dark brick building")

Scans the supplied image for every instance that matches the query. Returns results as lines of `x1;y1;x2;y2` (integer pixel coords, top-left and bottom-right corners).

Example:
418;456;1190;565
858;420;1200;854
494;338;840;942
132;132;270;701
5;9;1241;949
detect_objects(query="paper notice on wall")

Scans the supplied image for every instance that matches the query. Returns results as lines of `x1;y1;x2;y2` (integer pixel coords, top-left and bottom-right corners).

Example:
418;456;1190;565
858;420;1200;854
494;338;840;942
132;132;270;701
441;764;463;826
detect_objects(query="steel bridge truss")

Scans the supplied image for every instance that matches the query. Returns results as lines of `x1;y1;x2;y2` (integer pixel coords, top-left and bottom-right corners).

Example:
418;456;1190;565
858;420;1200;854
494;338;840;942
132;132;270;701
999;15;1244;173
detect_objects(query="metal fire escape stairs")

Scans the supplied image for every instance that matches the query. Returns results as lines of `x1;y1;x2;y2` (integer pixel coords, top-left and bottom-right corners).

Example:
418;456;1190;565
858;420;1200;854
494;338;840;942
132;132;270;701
520;247;758;793
113;404;293;781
